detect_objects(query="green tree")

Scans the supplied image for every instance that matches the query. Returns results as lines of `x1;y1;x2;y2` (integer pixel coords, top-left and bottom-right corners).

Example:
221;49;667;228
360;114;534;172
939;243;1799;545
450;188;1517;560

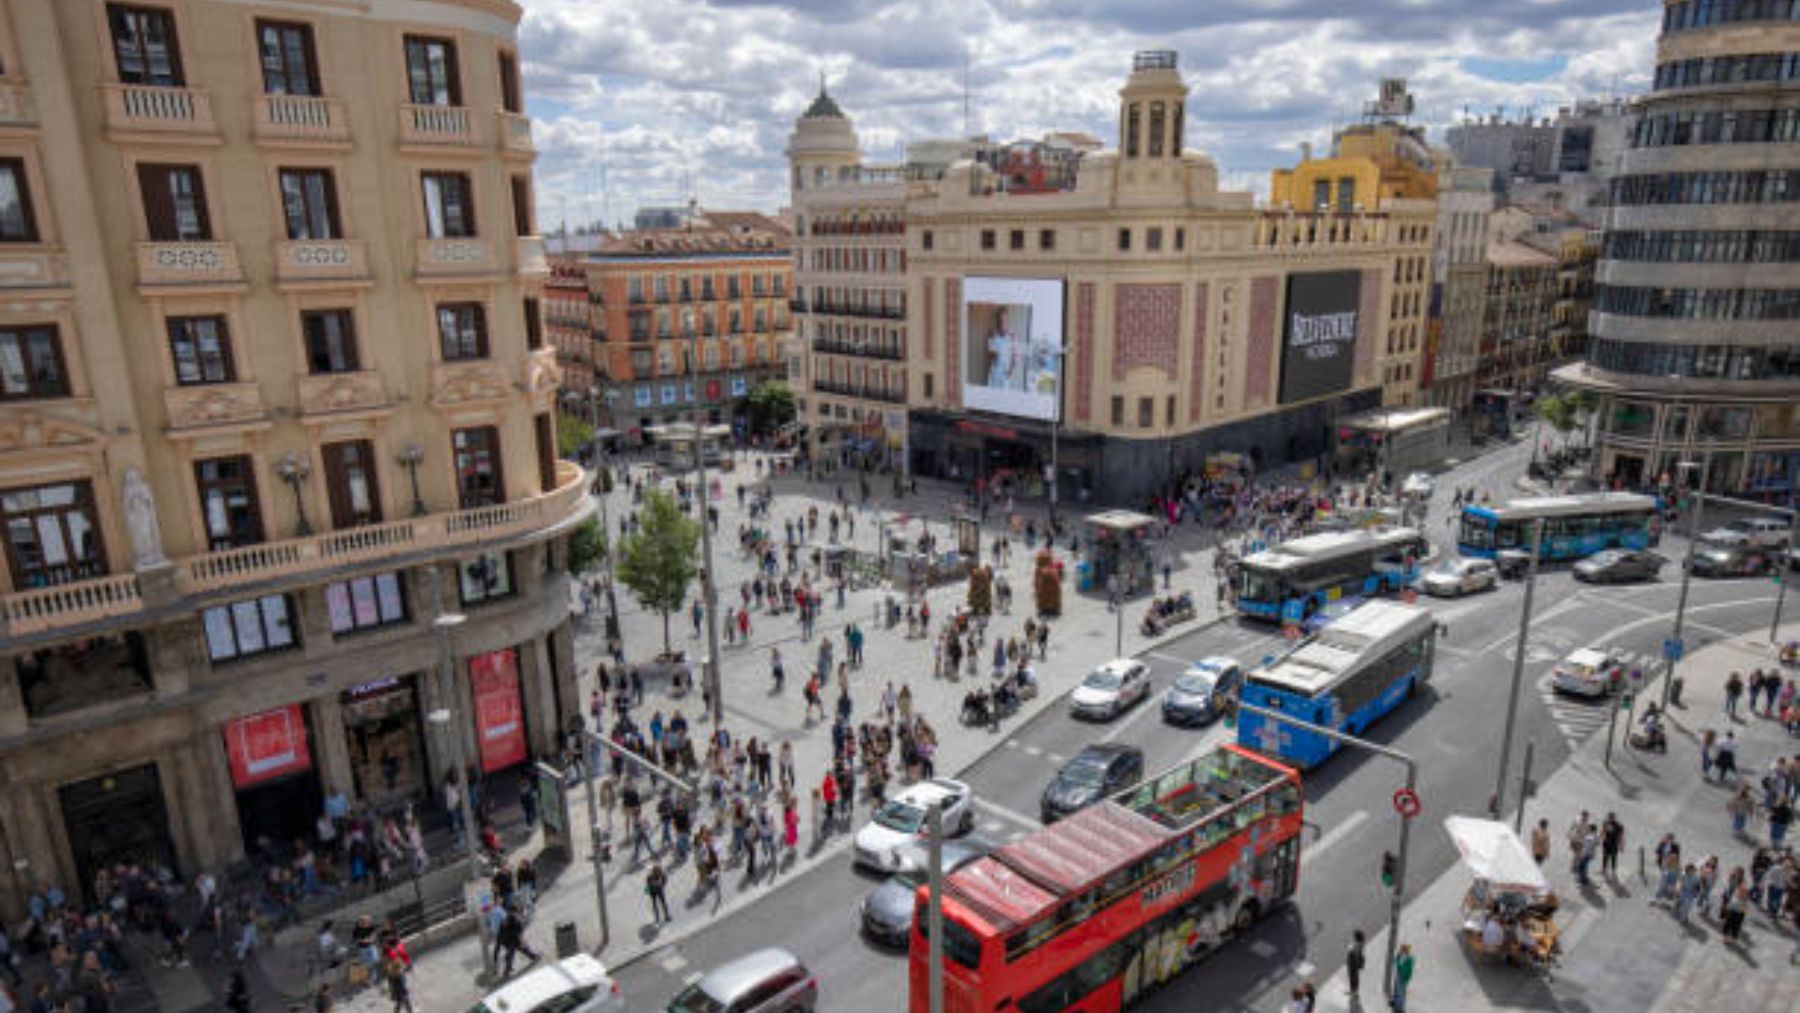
614;490;699;653
745;380;797;435
1534;393;1579;446
566;517;606;575
556;411;596;460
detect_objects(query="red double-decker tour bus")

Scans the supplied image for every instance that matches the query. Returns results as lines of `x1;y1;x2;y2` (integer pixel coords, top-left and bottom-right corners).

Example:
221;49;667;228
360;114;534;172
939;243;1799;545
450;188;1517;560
907;743;1303;1012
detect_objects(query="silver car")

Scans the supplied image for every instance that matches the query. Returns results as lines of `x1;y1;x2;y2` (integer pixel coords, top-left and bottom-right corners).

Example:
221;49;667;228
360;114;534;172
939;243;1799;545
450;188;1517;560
668;949;817;1013
1419;558;1497;597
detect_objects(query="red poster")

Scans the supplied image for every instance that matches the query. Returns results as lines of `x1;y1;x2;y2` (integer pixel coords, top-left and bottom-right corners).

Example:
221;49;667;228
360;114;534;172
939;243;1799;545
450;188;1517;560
705;379;722;400
224;705;312;789
469;647;526;772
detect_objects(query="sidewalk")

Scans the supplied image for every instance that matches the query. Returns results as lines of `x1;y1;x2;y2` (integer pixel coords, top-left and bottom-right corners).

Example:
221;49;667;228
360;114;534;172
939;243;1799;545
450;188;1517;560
311;452;1242;1010
1311;624;1800;1013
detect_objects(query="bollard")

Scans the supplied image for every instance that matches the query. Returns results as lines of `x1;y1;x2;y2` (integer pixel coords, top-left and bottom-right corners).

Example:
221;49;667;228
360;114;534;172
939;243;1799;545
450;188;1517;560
1639;845;1646;884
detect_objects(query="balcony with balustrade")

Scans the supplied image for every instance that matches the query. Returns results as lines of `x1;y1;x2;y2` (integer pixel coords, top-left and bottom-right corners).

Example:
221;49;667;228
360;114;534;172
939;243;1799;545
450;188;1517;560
399;103;479;152
811;378;907;403
0;80;36;130
135;241;245;293
253;94;351;150
274;239;371;288
100;83;220;144
415;236;500;279
810;338;905;361
0;460;592;642
498;111;534;157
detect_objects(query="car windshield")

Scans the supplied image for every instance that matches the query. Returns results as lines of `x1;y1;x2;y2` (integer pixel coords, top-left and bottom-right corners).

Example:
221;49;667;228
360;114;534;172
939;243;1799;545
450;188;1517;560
1083;669;1122;690
668;984;726;1013
1061;758;1110;787
1175;672;1215;694
874;801;926;833
1429;562;1465;577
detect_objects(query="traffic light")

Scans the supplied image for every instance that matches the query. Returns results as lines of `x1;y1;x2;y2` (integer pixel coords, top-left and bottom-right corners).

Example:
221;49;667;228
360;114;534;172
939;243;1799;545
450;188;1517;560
1380;851;1397;889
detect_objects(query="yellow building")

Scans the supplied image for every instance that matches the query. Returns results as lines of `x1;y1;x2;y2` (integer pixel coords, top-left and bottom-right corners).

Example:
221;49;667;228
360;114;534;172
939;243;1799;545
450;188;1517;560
0;0;586;916
902;53;1434;503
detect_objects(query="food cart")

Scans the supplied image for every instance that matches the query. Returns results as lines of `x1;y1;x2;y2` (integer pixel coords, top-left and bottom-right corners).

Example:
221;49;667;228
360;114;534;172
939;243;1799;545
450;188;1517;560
1444;816;1561;969
1078;510;1157;595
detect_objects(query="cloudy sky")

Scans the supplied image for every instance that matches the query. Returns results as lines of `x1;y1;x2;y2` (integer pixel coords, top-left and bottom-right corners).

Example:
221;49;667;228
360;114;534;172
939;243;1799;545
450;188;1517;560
516;0;1660;230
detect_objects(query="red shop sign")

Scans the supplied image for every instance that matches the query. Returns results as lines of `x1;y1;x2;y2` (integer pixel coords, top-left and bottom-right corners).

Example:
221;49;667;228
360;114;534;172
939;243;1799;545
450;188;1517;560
706;379;722;400
224;704;312;789
955;419;1019;441
469;648;527;773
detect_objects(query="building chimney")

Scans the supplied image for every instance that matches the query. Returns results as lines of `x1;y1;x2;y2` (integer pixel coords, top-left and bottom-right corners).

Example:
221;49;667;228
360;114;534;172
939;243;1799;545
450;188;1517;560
1300;141;1313;162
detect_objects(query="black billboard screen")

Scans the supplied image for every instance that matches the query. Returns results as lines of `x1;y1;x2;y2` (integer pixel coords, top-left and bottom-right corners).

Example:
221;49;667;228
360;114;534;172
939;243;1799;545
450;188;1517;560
1278;270;1362;404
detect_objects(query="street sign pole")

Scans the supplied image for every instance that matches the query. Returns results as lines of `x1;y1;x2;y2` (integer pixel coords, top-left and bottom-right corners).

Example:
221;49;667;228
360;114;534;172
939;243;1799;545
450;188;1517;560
1663;456;1708;711
1236;700;1416;999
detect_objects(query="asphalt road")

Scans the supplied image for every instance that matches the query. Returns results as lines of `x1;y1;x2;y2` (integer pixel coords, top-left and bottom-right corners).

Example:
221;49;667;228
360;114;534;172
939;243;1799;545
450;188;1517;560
612;442;1792;1011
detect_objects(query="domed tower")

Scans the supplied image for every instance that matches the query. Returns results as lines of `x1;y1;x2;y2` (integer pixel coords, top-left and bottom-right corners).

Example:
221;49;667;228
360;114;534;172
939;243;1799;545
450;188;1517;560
786;81;861;193
1116;50;1188;192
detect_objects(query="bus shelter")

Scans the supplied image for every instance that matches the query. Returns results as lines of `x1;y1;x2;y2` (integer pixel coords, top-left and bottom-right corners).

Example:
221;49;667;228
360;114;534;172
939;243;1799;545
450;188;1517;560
1336;407;1451;480
1079;510;1157;595
645;423;733;471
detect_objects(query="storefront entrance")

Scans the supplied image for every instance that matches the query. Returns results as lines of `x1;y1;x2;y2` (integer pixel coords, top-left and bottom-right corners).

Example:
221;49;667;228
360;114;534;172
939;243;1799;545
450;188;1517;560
226;705;323;852
343;676;428;809
60;763;177;901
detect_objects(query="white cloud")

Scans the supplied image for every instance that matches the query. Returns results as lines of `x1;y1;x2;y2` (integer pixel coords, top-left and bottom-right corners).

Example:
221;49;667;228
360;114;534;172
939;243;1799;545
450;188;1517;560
517;0;1660;228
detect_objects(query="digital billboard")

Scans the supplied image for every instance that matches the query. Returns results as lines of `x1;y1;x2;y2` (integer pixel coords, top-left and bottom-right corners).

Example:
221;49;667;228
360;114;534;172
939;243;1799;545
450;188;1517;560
1278;271;1362;404
962;277;1065;421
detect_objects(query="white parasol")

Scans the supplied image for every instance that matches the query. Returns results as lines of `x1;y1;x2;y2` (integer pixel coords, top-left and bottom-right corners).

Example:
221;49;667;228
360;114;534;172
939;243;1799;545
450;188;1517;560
1443;816;1551;894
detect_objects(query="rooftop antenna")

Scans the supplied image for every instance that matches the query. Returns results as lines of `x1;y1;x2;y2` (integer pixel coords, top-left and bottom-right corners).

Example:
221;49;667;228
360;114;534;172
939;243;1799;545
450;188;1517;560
962;48;971;138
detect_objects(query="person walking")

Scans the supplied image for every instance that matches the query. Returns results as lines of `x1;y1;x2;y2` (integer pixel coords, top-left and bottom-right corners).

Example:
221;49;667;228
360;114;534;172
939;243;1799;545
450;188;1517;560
1344;929;1366;998
1601;813;1623;879
1390;943;1414;1011
1530;818;1551;865
1725;671;1744;718
383;952;415;1013
645;863;671;924
496;905;539;977
770;647;784;693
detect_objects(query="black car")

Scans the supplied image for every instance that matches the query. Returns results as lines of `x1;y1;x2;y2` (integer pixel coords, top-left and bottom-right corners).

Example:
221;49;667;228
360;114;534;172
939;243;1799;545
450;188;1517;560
1688;544;1771;578
1572;549;1666;583
859;840;990;947
1040;743;1144;823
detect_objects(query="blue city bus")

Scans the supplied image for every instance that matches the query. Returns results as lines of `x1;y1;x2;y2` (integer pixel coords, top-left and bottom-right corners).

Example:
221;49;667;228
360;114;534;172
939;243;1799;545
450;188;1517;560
1237;601;1436;768
1235;527;1429;624
1456;493;1662;562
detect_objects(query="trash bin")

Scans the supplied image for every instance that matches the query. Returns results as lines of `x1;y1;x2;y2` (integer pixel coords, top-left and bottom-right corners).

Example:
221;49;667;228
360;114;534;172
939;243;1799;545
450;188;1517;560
555;921;579;958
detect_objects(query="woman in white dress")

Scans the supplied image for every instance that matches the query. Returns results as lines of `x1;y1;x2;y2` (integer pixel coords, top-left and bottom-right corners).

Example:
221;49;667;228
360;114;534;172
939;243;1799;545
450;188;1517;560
985;310;1019;388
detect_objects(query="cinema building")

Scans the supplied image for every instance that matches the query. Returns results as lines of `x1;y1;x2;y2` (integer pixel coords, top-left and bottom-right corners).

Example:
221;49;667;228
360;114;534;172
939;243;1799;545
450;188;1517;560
890;53;1435;504
0;0;584;918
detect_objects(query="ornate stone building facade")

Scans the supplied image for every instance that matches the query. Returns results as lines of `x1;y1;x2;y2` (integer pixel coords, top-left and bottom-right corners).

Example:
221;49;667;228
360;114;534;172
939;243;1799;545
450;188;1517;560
901;53;1436;504
0;0;585;917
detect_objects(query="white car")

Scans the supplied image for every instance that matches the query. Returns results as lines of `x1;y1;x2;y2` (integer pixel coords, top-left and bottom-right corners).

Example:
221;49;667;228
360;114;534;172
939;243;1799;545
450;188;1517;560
470;954;624;1013
1701;517;1789;549
1550;647;1624;699
1419;558;1498;597
1070;659;1152;720
852;778;974;872
1401;472;1435;499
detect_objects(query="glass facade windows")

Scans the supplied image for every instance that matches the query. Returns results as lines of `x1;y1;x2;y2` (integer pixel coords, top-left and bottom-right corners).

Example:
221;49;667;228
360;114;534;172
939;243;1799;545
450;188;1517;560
1593;285;1800;321
1589;338;1800;380
1611;170;1799;206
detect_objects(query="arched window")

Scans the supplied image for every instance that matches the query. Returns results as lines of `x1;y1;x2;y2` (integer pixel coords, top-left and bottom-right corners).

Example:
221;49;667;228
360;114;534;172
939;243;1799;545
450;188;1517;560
1148;102;1166;157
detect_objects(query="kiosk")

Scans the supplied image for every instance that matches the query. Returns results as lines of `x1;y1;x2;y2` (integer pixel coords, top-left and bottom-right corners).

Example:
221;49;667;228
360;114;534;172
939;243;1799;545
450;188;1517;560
1079;510;1157;595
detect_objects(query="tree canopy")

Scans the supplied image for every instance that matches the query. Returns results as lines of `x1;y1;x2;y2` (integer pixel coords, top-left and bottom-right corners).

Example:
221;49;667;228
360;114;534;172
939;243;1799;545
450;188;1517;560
744;379;797;434
614;490;699;652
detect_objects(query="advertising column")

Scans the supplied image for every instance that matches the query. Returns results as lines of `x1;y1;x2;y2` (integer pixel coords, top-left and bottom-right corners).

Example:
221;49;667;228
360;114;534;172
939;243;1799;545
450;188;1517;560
468;647;528;773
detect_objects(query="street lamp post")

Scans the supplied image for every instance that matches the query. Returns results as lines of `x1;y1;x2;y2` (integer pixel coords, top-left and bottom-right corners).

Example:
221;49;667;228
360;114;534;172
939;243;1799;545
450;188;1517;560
1662;454;1710;711
426;608;492;980
1776;517;1796;644
687;311;726;727
1493;517;1544;822
275;452;313;536
1108;573;1123;657
398;443;427;517
588;386;624;649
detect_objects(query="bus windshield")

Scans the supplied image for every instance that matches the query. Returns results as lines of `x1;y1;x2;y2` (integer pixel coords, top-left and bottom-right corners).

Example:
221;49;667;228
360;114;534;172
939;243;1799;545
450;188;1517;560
1458;515;1495;549
915;909;983;969
1239;567;1283;604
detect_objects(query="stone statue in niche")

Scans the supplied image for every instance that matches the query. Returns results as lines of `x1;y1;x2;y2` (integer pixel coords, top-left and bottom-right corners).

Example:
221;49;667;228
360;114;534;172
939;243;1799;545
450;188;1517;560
122;467;167;568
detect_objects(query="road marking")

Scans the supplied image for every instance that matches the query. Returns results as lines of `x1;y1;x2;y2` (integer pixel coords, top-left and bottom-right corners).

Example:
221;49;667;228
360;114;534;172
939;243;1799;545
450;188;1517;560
1024;745;1042;757
1146;651;1191;665
1305;809;1369;860
659;952;687;973
1046;753;1065;764
976;797;1044;831
1004;739;1021;749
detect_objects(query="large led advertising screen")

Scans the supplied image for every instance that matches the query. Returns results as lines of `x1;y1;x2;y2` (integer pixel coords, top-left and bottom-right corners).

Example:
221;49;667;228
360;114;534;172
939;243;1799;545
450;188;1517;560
1278;270;1362;404
962;277;1065;421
